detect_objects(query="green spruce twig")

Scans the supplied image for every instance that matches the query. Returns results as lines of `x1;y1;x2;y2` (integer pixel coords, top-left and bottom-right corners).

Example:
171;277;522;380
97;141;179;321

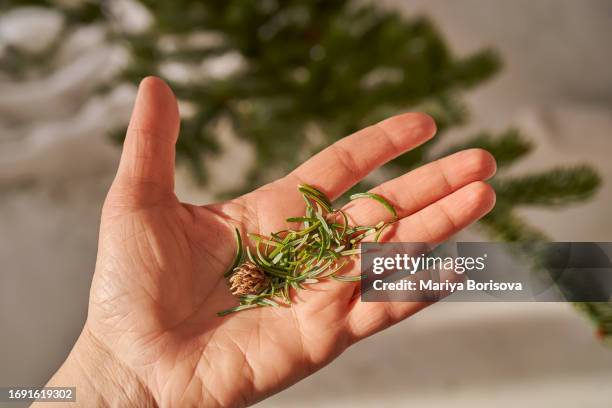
218;184;395;316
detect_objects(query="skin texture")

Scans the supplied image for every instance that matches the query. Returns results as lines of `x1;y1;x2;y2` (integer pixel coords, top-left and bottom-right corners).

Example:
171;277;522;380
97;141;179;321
39;77;496;407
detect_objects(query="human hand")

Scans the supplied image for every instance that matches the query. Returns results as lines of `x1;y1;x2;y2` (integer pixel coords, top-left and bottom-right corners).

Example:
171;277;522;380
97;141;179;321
42;77;496;407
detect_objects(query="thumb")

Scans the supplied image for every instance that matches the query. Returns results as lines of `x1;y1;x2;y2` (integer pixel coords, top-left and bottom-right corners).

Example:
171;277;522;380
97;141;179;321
110;76;180;206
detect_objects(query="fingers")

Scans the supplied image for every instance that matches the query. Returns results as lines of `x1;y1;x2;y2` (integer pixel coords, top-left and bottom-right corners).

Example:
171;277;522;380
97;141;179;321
346;181;496;340
111;76;180;205
292;149;495;310
343;148;497;226
391;181;496;243
284;113;436;200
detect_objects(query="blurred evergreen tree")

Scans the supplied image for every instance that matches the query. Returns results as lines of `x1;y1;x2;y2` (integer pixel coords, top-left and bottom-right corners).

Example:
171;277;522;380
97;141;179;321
1;0;608;341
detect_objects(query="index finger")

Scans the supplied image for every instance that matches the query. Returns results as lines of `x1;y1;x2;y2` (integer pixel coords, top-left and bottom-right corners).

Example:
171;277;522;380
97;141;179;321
283;112;437;200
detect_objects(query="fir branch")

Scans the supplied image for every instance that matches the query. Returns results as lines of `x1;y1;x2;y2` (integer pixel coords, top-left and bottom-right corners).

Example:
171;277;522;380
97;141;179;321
493;166;601;207
480;207;548;242
437;128;533;168
218;184;395;316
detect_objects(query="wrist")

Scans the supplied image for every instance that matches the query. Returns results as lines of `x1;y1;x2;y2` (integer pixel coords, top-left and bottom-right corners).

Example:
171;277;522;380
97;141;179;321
36;325;156;407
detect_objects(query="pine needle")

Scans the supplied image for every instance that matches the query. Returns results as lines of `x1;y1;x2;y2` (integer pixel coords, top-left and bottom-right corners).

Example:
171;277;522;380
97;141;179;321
218;184;396;316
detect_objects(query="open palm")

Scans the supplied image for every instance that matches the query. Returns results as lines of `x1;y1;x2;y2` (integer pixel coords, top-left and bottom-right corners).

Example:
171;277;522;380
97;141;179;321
75;78;496;407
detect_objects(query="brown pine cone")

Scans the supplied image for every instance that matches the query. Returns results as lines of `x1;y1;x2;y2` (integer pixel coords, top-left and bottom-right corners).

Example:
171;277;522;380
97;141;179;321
229;262;269;296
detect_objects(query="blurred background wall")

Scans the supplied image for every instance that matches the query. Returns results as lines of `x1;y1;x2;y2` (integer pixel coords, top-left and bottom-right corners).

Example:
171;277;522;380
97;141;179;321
1;1;612;407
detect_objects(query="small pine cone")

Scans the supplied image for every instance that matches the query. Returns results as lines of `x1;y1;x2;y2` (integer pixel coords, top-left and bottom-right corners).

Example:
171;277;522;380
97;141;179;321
229;262;269;296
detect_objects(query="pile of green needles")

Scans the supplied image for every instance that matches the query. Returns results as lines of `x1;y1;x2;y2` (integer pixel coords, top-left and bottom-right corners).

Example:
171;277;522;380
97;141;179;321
218;184;397;316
